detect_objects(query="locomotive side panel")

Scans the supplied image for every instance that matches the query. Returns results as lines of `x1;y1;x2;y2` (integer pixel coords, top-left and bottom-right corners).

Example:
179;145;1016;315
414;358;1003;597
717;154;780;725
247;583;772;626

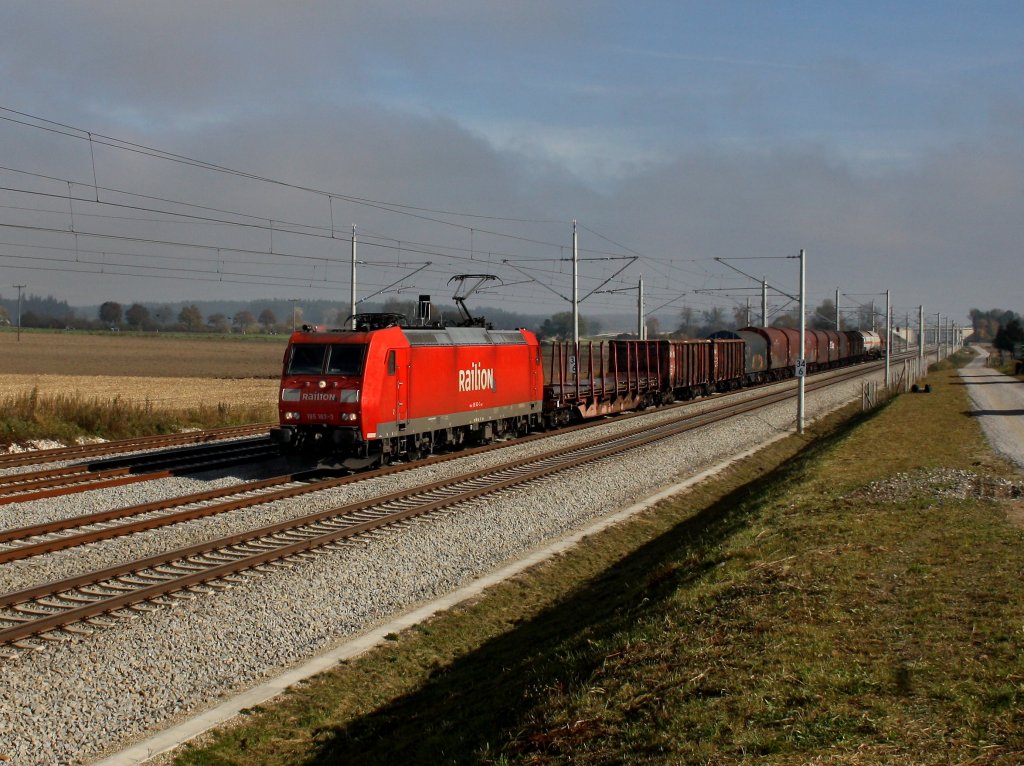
357;333;410;441
377;338;542;438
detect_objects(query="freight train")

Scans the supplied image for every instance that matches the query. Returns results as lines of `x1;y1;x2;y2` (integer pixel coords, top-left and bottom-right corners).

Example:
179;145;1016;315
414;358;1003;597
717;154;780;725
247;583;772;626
270;309;883;470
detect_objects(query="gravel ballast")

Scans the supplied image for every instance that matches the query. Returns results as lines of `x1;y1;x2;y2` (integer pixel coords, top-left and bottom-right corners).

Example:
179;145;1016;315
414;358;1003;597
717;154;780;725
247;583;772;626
0;372;880;764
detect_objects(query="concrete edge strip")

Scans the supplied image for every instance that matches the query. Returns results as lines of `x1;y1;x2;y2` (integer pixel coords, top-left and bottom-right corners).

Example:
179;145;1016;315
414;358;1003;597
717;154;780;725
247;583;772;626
91;430;792;766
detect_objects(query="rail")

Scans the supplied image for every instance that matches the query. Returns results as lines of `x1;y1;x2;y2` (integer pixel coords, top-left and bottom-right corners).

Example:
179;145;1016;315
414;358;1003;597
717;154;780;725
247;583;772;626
0;361;878;649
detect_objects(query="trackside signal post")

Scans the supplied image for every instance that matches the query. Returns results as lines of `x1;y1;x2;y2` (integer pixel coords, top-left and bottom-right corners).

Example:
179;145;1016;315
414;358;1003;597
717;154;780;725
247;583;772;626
796;248;806;434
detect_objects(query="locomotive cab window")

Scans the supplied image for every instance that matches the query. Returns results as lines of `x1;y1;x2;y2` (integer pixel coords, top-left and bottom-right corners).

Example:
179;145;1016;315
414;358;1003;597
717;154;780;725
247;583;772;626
287;343;366;376
387;350;396;376
326;344;366;376
287;344;328;375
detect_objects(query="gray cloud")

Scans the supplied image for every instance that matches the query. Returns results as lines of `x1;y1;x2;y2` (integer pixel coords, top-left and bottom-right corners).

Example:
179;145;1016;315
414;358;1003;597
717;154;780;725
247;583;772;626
1;2;1021;327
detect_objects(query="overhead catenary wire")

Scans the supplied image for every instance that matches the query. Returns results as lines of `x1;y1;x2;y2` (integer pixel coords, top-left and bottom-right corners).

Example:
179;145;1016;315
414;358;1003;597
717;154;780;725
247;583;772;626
0;104;759;319
0;168;679;266
0;109;601;253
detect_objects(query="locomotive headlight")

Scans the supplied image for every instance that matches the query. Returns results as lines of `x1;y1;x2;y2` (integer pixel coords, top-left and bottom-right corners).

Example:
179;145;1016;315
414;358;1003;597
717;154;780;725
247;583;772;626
340;412;358;421
318;379;327;389
284;411;301;421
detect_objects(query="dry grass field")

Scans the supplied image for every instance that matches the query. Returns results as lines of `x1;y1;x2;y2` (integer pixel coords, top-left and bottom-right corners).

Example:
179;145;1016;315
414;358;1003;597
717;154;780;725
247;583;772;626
1;330;284;407
2;374;278;408
1;330;284;442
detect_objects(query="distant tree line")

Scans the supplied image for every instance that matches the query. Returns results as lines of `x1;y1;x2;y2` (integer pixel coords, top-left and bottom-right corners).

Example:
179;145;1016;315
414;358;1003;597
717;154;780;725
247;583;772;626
97;301;293;334
11;292;869;340
669;298;885;339
994;319;1024;354
0;294;297;334
0;294;550;335
0;293;77;329
969;308;1022;345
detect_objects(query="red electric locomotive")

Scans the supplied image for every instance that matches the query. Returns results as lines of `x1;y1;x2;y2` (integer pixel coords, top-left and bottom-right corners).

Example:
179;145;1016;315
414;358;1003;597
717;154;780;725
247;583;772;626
270;279;881;471
271;313;544;469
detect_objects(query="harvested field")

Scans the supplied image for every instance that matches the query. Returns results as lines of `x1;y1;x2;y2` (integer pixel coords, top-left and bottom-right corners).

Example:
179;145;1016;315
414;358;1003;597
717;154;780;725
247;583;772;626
0;330;282;407
0;329;285;378
1;374;278;408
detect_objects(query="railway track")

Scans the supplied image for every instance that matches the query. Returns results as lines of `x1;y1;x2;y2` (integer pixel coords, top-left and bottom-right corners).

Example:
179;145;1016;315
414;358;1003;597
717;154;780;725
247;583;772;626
0;437;279;504
0;359;885;565
0;361;878;649
0;422;273;470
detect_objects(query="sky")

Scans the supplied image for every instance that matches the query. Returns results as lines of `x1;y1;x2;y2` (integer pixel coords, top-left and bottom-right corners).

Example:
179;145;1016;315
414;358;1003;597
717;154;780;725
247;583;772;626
1;1;1022;330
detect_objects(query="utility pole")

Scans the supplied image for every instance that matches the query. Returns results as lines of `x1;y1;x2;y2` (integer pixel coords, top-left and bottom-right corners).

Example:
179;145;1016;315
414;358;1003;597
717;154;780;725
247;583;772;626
570;219;580;380
918;306;924;364
637;275;645;339
745;296;751;328
884;290;891;388
935;312;941;363
761;279;768;326
350;224;357;330
14;284;25;342
572;220;579;349
797;249;806;434
835;286;840;330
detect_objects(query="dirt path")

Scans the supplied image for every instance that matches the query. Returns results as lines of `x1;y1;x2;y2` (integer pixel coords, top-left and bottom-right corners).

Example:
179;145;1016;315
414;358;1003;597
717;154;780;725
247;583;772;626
959;348;1024;472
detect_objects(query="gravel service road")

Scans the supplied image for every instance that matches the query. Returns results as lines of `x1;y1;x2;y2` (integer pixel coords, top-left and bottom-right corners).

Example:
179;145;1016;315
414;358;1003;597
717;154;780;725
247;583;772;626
0;369;883;765
959;349;1024;471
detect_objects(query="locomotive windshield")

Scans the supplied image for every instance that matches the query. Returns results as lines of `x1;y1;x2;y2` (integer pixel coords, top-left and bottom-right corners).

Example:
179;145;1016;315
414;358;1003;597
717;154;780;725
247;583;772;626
287;343;366;376
326;344;366;375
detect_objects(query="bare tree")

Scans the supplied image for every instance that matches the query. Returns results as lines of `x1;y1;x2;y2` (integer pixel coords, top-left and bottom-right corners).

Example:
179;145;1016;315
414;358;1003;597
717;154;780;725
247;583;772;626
233;310;256;333
178;304;204;331
258;308;278;331
99;301;123;326
125;303;151;330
